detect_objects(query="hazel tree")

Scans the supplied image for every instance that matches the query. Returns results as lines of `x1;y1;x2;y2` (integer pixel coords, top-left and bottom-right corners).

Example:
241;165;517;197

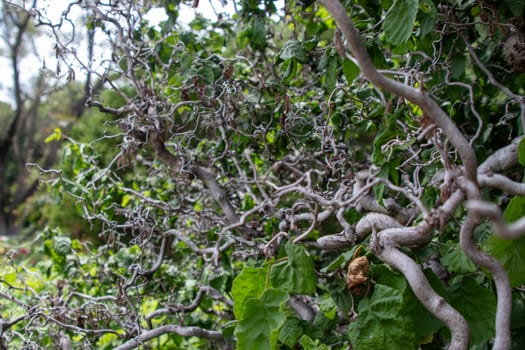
1;0;525;349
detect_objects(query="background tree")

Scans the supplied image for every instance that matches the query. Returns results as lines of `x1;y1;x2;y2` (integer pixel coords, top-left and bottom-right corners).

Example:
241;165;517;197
0;0;102;236
1;0;525;349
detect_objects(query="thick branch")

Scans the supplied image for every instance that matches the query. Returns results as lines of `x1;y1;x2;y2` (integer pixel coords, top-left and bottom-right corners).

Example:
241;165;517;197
377;246;470;349
148;131;244;234
113;325;225;350
318;0;477;182
190;165;239;226
459;213;511;350
287;296;315;322
467;200;525;239
478;136;523;175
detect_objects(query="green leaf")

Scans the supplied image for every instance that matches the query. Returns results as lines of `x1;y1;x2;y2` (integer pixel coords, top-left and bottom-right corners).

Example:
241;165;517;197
383;0;419;46
343;58;360;83
328;279;354;314
373;165;390;204
232;266;268;319
418;0;437;38
270;242;316;294
266;129;276;144
54;236;72;256
440;244;477;274
348;284;417;350
320;248;356;273
44;128;62;143
349;265;442;348
448;277;496;346
250;19;267;51
2;266;17;285
504;196;525;222
121;194;131;207
279;318;304;348
450;55;466;79
412;269;445;339
494;194;525;281
298;335;330;350
279;41;307;64
511;291;525;329
503;0;525;17
324;54;337;91
485;235;525;287
518;138;525;166
281;58;298;84
318;298;337;319
234;288;289;350
237;19;267;50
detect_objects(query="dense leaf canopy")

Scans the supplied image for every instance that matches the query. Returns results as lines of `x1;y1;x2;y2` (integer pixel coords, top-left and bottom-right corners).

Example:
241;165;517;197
1;0;525;349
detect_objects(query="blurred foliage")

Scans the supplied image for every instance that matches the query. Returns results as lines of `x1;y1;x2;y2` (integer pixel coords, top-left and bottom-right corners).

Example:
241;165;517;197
1;0;525;349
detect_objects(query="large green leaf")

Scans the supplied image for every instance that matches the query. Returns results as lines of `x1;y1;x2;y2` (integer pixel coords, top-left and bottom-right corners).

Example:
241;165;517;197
418;0;437;38
383;0;419;46
234;288;289;350
512;291;525;329
348;265;442;349
348;283;417;350
270;242;316;294
324;54;338;92
503;196;525;222
448;277;496;346
503;0;525;16
485;236;525;287
232;266;268;319
278;318;304;348
484;196;525;287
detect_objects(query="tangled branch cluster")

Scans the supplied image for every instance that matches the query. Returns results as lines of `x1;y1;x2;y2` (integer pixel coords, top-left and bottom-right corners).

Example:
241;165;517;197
1;0;525;349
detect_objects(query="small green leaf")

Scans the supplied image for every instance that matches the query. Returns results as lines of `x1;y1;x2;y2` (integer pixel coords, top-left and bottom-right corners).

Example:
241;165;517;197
320;248;356;273
234;288;288;350
298;335;330;350
193;199;203;212
266;129;276;144
324;55;337;91
279;41;307;63
440;244;477;274
383;0;419;46
198;65;215;85
270;242;316;294
54;236;72;256
45;128;62;143
318;298;337;320
343;58;360;83
3;267;17;285
281;58;298;84
121;194;131;207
